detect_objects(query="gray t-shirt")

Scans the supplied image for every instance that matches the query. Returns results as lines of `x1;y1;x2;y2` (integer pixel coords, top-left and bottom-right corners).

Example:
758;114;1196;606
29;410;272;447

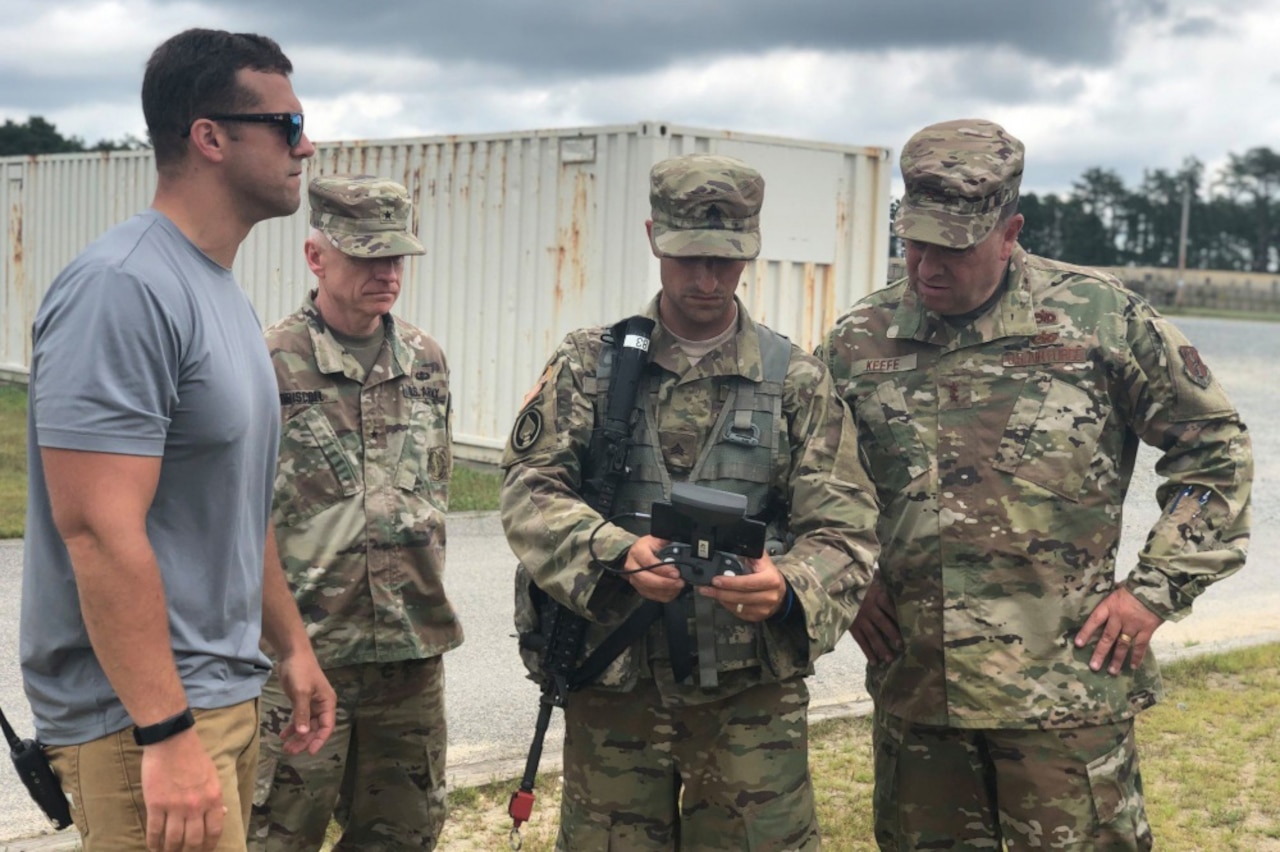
21;210;280;745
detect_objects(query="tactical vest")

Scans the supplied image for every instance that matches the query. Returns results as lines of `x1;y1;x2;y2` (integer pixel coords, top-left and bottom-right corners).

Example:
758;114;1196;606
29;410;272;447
582;323;794;687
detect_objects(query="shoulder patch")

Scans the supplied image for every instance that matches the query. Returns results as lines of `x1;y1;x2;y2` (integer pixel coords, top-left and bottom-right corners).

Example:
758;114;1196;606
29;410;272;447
521;364;555;408
511;408;544;453
1178;345;1212;388
1147;317;1236;422
426;447;450;482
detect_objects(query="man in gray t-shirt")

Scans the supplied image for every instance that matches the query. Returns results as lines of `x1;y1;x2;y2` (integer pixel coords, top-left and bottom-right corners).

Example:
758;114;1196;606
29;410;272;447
25;209;279;741
22;29;335;852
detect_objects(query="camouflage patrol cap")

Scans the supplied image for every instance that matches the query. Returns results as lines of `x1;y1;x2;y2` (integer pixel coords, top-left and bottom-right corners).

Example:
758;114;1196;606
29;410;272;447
308;175;425;258
649;154;764;260
894;119;1025;249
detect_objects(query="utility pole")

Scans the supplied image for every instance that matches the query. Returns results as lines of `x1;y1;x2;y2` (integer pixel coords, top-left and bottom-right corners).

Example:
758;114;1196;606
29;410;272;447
1175;178;1192;306
1176;179;1192;281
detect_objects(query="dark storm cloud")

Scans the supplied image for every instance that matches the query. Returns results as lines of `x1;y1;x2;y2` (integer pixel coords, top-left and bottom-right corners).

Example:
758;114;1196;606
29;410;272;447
0;73;135;117
167;0;1170;77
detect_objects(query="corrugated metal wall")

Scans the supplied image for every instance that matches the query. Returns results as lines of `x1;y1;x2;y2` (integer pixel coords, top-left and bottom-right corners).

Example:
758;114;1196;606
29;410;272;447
0;122;891;461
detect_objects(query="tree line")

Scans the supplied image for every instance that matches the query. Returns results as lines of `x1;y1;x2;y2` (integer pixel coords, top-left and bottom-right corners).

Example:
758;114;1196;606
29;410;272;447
6;115;1278;273
889;151;1279;275
1019;149;1280;273
0;115;147;156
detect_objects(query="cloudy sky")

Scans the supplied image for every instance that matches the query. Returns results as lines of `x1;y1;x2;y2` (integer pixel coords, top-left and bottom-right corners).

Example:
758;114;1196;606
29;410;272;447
1;0;1277;196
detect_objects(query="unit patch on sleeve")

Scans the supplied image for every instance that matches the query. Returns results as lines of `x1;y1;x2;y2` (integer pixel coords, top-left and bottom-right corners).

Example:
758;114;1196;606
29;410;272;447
426;447;450;482
1179;345;1212;388
511;408;544;453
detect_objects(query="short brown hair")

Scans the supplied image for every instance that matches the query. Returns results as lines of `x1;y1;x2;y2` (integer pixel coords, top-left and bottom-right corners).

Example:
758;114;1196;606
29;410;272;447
142;28;293;168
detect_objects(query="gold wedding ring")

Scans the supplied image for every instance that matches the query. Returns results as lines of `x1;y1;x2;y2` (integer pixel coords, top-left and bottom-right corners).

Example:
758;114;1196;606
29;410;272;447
736;603;744;614
1119;633;1133;643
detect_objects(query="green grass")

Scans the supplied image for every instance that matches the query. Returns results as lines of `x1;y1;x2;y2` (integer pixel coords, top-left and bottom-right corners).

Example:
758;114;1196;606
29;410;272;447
420;642;1280;851
449;462;502;512
0;385;27;538
0;385;502;540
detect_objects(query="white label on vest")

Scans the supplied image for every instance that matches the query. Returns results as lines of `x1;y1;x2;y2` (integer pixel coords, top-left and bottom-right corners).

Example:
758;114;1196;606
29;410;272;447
623;334;650;352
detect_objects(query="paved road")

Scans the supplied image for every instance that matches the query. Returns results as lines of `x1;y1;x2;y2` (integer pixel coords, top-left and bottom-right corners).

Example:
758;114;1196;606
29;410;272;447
4;315;1280;845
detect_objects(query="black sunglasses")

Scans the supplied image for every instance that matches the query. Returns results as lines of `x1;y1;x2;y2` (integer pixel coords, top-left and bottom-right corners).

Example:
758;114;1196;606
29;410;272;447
184;112;305;147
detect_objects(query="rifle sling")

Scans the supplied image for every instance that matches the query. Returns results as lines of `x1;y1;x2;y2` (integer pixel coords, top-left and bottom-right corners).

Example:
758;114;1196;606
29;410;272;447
570;599;663;689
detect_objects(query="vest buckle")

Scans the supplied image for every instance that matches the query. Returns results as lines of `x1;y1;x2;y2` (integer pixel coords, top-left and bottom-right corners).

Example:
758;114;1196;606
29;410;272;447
724;422;761;447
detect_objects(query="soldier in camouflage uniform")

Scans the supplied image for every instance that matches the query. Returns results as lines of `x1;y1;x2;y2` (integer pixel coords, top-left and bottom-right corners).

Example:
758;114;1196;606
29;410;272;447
816;119;1253;851
249;175;463;851
502;153;881;850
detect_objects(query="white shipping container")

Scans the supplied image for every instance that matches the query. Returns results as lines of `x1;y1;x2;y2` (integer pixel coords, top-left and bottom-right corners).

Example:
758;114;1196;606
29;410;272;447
1;121;891;462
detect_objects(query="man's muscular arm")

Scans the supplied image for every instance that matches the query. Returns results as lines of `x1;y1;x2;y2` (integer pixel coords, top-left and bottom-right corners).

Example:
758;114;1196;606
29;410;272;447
43;447;225;852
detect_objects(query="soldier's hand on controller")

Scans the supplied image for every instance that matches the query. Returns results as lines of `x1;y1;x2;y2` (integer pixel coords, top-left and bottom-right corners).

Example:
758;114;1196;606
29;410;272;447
700;552;788;622
624;534;686;603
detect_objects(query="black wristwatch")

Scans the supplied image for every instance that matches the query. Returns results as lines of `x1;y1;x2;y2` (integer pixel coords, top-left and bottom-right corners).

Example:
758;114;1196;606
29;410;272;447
132;709;195;746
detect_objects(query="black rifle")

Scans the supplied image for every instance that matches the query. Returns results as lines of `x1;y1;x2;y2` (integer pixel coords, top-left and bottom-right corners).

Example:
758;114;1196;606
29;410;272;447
1;706;72;830
508;314;654;842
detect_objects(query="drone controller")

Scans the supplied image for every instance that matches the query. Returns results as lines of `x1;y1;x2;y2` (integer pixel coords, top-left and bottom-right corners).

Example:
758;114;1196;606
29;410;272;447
650;483;764;586
655;542;748;585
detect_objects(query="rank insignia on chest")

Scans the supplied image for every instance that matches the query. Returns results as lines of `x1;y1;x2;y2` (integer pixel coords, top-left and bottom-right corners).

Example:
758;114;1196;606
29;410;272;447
1178;345;1212;388
1030;330;1060;346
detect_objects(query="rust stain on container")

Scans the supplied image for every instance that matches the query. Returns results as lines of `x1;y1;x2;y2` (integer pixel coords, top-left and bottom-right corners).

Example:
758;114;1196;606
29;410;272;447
9;197;24;356
7;202;21;291
409;165;423;238
553;170;592;312
569;172;589;294
552;245;566;310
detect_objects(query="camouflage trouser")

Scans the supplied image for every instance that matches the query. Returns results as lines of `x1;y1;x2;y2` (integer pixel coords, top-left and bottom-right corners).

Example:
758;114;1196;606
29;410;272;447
559;676;820;851
248;657;447;851
872;707;1153;851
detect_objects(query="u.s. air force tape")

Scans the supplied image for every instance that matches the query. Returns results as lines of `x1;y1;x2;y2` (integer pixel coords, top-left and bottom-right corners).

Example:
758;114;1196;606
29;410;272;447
511;408;543;452
623;334;650;352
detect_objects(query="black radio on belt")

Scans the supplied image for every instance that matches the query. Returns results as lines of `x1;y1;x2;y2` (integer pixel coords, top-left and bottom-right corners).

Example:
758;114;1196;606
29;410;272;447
649;483;764;585
1;707;72;830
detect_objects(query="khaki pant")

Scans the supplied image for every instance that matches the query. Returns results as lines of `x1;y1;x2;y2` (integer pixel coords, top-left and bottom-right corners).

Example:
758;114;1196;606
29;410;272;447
47;699;260;852
872;708;1153;851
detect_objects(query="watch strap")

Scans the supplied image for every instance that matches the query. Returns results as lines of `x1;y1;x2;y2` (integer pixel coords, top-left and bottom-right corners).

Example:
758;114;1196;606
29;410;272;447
132;708;195;746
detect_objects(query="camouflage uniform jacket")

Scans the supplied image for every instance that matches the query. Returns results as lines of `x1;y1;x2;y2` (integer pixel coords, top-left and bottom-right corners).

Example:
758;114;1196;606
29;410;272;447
817;245;1252;729
266;292;464;669
502;295;880;706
